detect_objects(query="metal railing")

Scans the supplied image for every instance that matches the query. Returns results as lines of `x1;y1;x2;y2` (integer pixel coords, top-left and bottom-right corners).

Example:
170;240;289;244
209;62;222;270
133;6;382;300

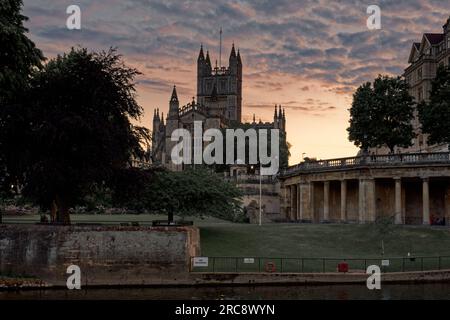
282;152;450;176
190;255;450;273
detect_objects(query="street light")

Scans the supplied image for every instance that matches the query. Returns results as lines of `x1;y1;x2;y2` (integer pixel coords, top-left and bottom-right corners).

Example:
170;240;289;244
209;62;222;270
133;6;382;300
259;164;262;226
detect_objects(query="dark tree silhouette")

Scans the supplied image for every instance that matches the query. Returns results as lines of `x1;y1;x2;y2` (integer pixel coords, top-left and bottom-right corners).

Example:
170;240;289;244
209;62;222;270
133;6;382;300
19;48;149;224
348;75;415;153
418;65;450;149
0;0;44;198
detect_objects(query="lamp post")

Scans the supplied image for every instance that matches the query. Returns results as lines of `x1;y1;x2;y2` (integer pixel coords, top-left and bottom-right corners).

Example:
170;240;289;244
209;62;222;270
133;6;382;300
259;165;262;226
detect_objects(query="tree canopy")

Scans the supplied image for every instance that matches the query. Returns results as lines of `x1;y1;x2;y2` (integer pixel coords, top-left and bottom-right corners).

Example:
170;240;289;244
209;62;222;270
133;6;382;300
348;75;415;153
0;0;44;198
11;48;150;224
112;167;244;222
418;65;450;149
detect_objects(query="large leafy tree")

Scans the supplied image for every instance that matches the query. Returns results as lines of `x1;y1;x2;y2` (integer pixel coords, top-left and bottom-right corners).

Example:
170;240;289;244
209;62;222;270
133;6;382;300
348;75;415;153
418;65;450;148
113;167;244;223
0;0;44;198
20;48;149;224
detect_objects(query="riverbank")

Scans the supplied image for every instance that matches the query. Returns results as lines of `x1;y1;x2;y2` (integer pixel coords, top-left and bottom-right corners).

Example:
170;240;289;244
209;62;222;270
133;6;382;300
2;269;450;290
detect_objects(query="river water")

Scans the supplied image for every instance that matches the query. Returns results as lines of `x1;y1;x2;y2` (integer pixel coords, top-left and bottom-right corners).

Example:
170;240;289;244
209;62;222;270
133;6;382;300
1;283;450;300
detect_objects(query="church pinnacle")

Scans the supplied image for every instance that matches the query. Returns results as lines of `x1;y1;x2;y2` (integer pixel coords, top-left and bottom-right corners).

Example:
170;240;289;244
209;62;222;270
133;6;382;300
170;85;178;102
230;43;236;58
198;44;205;61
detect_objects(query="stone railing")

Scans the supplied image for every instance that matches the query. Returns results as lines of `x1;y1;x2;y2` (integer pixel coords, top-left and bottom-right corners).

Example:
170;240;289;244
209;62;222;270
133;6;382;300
224;175;276;184
281;152;450;176
178;102;207;117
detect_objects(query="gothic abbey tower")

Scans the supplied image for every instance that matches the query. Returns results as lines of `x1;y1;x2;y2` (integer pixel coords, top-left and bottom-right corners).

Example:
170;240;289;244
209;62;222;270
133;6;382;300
197;44;242;122
151;44;288;170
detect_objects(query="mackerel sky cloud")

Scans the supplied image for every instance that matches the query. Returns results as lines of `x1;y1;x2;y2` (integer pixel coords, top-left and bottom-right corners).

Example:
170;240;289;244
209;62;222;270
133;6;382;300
22;0;450;164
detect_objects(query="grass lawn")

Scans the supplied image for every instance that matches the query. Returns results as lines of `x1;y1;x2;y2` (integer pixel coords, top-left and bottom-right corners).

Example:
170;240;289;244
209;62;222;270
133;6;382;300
199;223;450;258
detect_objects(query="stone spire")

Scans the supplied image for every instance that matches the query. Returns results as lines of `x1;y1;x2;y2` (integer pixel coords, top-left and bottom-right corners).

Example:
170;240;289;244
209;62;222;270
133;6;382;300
205;51;211;67
168;86;179;119
198;44;205;61
170;85;178;102
230;43;237;58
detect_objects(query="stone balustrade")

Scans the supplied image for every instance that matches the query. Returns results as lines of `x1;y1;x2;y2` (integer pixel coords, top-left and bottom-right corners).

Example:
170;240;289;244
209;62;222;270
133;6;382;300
282;152;450;177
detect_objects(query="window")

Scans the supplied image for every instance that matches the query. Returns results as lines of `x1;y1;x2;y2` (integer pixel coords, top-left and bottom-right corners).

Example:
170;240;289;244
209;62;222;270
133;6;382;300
418;87;423;101
448;37;450;49
417;67;422;80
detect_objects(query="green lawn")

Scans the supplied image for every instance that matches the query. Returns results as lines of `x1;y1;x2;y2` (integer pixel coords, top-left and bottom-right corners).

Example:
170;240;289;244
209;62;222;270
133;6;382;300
200;223;450;258
199;223;450;273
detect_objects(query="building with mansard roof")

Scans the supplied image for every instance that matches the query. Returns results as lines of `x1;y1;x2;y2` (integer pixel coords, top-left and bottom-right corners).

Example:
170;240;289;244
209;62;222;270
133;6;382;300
373;16;450;155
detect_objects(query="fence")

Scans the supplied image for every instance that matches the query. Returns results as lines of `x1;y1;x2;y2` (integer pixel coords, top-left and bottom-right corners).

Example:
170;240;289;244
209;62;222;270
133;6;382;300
190;256;450;273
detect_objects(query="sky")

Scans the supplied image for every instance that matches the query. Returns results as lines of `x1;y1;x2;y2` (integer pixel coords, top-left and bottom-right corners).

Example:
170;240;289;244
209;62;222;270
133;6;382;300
22;0;450;165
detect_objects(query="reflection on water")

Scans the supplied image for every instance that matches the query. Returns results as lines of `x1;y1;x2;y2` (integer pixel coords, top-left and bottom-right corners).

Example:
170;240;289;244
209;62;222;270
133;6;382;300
1;283;450;300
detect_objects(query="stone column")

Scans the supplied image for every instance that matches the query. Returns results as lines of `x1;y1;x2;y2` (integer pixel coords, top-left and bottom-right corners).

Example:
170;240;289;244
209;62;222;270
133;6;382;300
290;185;295;221
296;183;302;221
359;178;376;223
284;185;290;220
298;183;303;221
394;177;402;224
423;178;430;225
302;182;313;222
340;180;347;222
367;179;376;222
445;182;450;226
323;181;330;222
310;182;315;223
358;179;365;223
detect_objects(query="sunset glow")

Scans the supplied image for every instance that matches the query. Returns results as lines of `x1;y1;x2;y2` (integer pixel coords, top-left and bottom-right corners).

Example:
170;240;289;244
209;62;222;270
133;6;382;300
22;0;450;164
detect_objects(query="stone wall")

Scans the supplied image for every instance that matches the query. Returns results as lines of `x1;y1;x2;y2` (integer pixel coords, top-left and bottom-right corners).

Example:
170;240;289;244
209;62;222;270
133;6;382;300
0;224;200;286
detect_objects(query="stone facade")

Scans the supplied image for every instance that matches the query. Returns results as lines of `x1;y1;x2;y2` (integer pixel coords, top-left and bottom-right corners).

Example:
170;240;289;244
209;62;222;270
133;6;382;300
224;167;282;222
